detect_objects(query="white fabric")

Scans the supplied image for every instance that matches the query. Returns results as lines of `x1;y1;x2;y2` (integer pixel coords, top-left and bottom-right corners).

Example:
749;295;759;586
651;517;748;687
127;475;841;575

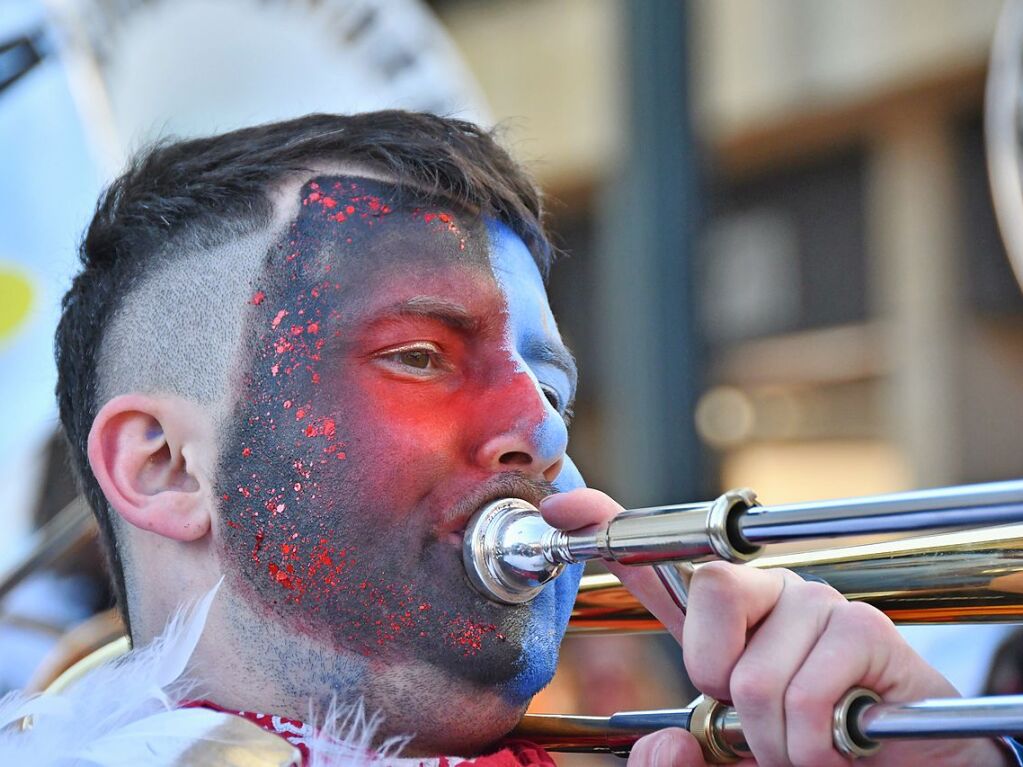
0;580;413;765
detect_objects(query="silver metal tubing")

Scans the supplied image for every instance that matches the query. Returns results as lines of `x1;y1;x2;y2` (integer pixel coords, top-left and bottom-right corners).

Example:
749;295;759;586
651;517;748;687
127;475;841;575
514;706;704;757
462;492;759;605
653;561;695;612
740;479;1023;543
515;693;1023;761
463;480;1023;605
860;694;1023;740
556;488;760;566
462;498;566;604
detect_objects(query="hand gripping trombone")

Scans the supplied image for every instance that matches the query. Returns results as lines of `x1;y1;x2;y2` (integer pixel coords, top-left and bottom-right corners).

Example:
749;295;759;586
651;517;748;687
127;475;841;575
462;481;1023;761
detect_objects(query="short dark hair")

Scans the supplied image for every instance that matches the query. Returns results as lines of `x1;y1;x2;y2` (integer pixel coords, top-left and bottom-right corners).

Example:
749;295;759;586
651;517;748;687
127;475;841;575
55;111;555;634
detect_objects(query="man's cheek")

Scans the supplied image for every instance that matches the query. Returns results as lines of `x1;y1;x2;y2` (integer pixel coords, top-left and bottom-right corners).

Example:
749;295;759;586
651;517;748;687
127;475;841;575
220;345;362;607
553;562;583;628
351;378;470;458
495;560;583;705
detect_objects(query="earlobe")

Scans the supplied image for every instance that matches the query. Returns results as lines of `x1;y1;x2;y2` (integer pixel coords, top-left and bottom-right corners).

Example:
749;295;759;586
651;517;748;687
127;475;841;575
88;394;212;542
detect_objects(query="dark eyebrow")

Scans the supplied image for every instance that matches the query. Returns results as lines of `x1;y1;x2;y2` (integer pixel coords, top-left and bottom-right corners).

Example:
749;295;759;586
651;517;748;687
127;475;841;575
523;336;578;392
377;297;480;332
373;297;577;390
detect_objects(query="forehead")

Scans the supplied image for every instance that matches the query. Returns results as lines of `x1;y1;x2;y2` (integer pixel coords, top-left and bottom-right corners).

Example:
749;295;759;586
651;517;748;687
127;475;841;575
261;174;549;310
279;175;487;272
486;219;556;334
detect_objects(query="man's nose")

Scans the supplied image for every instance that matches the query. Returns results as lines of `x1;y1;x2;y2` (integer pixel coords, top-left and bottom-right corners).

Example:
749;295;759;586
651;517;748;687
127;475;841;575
473;375;567;483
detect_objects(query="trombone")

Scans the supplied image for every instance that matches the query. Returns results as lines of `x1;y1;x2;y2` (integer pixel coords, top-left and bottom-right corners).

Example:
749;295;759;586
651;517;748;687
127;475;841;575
457;480;1023;760
7;480;1023;760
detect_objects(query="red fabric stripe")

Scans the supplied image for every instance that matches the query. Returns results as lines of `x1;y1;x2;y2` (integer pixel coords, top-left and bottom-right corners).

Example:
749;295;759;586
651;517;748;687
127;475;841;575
181;701;556;767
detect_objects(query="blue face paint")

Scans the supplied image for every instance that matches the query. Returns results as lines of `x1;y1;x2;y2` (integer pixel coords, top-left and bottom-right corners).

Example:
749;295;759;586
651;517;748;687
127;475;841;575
486;220;574;464
498;456;586;703
485;220;585;704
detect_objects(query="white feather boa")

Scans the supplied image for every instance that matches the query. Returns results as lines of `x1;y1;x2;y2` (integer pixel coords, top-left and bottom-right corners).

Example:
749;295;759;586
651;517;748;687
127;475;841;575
0;581;415;766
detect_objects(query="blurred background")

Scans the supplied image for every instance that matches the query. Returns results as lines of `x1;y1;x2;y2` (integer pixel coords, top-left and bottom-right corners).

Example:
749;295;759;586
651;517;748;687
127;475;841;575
3;0;1023;762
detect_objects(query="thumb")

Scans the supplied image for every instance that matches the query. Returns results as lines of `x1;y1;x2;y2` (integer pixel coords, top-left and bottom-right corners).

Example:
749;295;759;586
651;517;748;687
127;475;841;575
627;729;708;767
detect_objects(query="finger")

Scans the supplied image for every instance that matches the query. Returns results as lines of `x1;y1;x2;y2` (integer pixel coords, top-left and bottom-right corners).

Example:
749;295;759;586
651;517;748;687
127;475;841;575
606;561;691;642
727;573;845;767
782;600;955;767
540;488;688;639
627;729;709;767
783;602;892;767
682;561;788;702
539;487;623;529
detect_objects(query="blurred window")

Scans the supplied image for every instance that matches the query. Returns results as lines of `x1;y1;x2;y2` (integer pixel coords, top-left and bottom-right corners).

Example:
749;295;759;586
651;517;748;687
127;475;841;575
702;148;869;343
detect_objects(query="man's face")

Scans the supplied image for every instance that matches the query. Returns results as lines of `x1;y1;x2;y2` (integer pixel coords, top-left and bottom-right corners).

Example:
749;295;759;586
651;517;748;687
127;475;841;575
217;176;582;703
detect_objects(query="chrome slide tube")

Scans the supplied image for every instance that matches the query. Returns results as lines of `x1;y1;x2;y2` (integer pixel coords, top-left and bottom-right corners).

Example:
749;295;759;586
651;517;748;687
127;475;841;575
741;479;1023;543
861;694;1023;740
514;693;1023;762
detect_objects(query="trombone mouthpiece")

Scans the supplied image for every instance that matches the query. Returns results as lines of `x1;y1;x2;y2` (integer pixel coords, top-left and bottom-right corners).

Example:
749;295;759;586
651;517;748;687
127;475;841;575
462;498;567;605
463;490;762;605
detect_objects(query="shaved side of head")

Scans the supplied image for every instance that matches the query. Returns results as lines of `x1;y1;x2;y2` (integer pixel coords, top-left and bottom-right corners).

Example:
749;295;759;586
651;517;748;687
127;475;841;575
98;231;268;408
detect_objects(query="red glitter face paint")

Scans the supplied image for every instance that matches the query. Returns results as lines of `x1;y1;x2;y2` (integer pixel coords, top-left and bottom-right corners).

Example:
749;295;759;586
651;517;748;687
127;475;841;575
217;176;574;689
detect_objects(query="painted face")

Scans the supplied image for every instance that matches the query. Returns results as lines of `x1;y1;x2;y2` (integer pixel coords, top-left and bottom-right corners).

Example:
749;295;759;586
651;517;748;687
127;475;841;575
217;176;582;703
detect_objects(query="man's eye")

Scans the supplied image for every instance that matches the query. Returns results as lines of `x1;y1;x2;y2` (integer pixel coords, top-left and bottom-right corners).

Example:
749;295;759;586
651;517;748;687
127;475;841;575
377;343;446;375
540;384;575;427
540;385;561;411
398;349;432;369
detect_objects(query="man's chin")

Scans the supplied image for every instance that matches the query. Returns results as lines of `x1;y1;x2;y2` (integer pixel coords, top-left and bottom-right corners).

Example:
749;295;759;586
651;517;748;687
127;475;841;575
368;656;532;757
403;705;527;758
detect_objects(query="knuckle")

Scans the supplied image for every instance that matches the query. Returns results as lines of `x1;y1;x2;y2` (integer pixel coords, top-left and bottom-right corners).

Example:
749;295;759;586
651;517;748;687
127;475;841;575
686;662;729;701
690;560;744;599
835;600;895;640
793;578;843;605
783;679;826;721
690;561;780;611
729;662;776;709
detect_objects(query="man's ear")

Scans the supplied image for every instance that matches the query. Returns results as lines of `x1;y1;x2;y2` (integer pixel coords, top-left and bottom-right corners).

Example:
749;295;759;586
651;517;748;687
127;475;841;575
88;393;213;541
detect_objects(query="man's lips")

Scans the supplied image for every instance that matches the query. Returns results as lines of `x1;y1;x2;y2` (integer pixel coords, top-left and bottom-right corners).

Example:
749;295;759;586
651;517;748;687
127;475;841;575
436;472;558;544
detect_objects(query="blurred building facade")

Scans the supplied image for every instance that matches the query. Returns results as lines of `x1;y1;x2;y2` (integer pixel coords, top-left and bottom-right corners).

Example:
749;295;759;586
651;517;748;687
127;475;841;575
432;6;1023;747
693;0;1023;502
436;0;1023;507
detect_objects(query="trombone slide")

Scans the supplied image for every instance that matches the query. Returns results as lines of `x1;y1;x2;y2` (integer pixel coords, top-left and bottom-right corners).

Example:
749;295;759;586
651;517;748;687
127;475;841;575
463;480;1023;611
515;692;1023;762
